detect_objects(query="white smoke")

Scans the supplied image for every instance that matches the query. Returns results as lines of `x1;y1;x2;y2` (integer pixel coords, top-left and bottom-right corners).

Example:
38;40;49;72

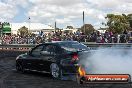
80;47;132;76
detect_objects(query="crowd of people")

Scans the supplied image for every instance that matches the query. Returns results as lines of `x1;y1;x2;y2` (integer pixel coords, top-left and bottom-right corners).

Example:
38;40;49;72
90;30;131;43
0;30;132;45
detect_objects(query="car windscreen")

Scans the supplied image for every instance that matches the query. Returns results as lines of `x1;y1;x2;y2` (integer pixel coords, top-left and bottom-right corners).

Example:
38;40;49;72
58;42;90;51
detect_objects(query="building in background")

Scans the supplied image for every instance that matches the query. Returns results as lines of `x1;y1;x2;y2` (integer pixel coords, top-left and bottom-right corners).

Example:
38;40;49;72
2;22;11;35
63;26;78;34
97;28;107;33
10;22;55;35
0;22;11;36
0;22;79;36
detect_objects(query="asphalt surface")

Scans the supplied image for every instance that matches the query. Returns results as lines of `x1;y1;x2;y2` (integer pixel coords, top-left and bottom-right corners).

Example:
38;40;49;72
0;56;132;88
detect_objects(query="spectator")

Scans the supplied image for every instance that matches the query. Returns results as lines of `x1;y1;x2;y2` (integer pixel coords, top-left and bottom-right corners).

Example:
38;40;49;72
1;29;131;44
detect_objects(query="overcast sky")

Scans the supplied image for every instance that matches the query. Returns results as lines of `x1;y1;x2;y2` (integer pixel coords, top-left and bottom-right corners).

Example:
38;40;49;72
0;0;132;29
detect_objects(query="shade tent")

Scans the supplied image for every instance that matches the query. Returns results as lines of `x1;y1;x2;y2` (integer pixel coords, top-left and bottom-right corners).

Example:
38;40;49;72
63;28;78;33
10;22;54;34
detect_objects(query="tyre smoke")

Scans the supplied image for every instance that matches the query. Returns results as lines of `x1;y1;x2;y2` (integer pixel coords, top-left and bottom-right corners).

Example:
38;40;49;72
80;47;132;77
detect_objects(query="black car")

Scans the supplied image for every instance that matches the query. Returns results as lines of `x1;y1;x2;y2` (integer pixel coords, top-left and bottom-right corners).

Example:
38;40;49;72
16;41;90;80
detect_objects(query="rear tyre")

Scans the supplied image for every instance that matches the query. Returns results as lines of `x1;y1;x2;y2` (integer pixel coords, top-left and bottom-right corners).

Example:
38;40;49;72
50;63;62;79
16;63;25;73
76;74;85;84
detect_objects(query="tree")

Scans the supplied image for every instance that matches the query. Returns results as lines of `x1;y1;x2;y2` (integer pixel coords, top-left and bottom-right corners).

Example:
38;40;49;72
17;26;29;37
104;14;131;33
66;26;74;29
81;24;95;35
127;14;132;28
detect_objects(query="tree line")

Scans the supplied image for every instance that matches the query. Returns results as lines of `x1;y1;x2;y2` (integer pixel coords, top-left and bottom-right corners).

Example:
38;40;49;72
18;13;132;37
81;14;132;35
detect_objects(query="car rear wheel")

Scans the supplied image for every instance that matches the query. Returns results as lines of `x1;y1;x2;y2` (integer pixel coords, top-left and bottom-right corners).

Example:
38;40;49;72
16;63;25;73
50;63;62;79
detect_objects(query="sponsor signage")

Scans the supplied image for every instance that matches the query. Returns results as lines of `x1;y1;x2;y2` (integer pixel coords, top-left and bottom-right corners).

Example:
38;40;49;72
81;74;131;83
2;23;11;33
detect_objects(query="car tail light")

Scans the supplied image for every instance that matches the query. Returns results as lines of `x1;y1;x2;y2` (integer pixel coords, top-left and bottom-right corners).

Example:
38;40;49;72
72;53;79;61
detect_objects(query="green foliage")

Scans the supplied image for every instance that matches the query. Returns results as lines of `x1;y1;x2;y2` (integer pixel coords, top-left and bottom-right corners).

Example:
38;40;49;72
127;14;132;28
66;26;74;29
17;26;29;37
105;14;132;33
81;24;95;35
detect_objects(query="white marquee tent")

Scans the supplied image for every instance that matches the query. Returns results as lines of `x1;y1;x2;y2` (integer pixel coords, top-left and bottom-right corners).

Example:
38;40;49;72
10;22;55;34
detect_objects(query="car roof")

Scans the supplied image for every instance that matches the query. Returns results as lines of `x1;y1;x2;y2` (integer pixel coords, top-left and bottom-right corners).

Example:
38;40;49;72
39;41;79;46
42;41;78;44
51;41;78;43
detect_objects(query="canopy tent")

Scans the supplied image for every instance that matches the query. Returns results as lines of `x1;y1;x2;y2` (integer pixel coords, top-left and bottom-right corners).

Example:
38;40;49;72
11;22;55;34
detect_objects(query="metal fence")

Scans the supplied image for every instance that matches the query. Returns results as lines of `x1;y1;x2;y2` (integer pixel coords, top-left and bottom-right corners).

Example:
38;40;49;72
0;43;132;51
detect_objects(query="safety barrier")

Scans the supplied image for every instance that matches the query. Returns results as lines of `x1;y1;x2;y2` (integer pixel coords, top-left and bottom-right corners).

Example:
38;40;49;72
0;43;132;51
0;44;36;51
82;42;132;49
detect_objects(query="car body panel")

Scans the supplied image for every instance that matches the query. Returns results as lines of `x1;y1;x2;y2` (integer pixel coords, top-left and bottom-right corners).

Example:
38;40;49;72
16;41;90;76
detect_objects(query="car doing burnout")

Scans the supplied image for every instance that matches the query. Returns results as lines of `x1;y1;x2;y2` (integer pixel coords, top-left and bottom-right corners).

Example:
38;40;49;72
16;41;90;80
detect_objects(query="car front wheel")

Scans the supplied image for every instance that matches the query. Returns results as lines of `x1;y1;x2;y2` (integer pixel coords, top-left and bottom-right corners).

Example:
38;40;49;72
16;63;25;73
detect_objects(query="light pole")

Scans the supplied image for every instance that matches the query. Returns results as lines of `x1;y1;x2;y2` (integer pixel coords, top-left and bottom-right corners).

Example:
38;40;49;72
55;21;56;33
28;17;31;44
28;17;31;34
83;11;85;34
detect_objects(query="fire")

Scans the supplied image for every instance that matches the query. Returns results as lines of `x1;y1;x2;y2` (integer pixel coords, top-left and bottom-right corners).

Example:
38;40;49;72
78;66;86;76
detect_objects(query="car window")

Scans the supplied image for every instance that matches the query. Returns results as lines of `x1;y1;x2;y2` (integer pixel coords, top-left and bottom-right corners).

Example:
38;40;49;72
32;45;43;56
41;45;55;55
58;42;90;51
54;46;64;54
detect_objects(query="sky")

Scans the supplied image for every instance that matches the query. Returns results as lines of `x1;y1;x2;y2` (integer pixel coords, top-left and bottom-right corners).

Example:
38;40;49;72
0;0;132;29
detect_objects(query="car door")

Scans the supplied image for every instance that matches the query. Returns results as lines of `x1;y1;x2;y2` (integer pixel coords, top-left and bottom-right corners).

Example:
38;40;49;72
27;45;44;70
38;44;57;72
